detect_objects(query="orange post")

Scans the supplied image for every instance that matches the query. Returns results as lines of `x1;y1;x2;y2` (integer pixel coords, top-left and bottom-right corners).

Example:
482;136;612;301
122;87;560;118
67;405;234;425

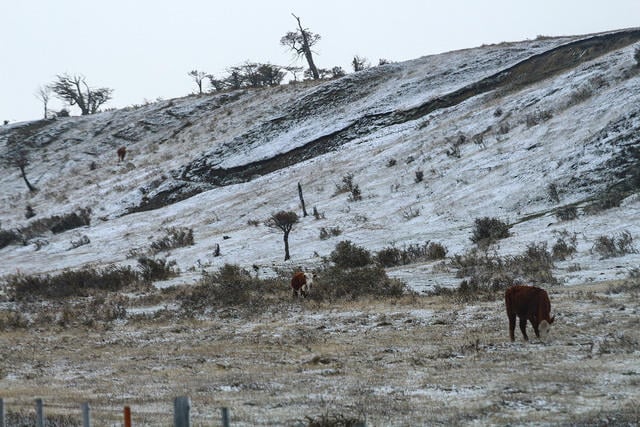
124;406;132;427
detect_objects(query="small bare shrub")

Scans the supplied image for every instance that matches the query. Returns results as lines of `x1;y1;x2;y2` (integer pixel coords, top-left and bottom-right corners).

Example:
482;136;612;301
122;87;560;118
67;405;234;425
150;226;194;254
386;158;397;167
525;109;553;127
402;207;420;220
25;204;36;219
552;232;578;261
556;206;578;221
137;256;178;282
470;217;511;247
70;235;90;249
247;219;261;227
0;228;21;249
414;170;424;183
319;226;342;240
377;242;447;267
547;183;560;204
592;231;636;259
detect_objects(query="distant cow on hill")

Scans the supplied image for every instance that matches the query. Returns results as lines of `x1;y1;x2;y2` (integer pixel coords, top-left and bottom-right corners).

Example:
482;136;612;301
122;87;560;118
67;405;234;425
117;146;127;162
291;271;316;298
505;285;555;341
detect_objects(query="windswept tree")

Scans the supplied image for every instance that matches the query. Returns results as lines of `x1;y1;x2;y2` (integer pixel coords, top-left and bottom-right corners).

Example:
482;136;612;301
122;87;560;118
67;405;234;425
35;85;52;119
188;70;209;94
3;144;36;192
280;14;321;80
265;210;299;261
352;55;370;72
50;73;113;115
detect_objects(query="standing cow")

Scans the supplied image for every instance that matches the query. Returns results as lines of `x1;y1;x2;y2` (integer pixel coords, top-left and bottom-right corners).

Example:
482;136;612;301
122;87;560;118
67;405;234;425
117;146;127;163
291;271;316;298
505;285;555;341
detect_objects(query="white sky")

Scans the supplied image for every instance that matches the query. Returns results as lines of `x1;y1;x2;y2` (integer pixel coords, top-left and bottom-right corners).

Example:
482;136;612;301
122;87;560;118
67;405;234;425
2;0;638;123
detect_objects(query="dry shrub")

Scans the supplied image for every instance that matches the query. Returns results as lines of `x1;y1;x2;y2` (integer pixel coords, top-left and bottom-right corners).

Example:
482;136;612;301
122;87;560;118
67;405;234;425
592;231;636;259
150;226;194;254
446;243;557;300
137;256;178;282
8;265;139;300
179;264;287;314
306;412;364;427
310;265;408;301
0;228;21;249
470;217;511;247
330;240;372;269
376;242;447;267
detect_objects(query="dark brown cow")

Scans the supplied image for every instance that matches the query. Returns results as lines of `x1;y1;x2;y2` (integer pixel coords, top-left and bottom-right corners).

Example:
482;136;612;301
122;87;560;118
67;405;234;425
117;146;127;162
505;285;555;341
291;271;315;298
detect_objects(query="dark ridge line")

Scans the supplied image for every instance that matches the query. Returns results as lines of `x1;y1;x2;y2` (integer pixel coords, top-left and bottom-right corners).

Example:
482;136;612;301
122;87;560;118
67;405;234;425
181;29;640;187
129;29;640;213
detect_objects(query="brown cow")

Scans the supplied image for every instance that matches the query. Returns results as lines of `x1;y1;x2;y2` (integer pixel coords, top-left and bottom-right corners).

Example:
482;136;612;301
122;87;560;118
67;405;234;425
505;285;555;341
117;146;127;162
291;271;315;298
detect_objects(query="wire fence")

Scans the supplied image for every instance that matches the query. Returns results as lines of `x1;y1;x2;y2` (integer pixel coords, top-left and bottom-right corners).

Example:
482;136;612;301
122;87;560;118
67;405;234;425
0;396;235;427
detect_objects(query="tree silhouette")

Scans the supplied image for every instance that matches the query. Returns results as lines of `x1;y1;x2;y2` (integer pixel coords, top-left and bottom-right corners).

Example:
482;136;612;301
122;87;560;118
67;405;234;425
280;14;321;80
50;73;113;115
265;210;299;261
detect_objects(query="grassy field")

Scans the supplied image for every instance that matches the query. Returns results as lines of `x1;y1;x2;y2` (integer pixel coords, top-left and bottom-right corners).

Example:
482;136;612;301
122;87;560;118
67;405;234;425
1;280;639;426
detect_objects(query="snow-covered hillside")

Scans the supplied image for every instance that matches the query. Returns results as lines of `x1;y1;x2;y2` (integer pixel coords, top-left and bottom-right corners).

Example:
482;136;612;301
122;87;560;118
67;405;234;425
1;28;640;292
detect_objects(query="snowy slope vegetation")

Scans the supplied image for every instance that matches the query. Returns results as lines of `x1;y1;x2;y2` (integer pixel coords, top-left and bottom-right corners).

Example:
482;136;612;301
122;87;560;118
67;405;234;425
1;28;640;291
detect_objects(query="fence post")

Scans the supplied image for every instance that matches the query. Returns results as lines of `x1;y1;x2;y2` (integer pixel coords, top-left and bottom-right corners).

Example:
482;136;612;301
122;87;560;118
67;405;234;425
81;402;91;427
35;398;44;427
124;406;132;427
221;407;230;427
173;396;191;427
0;398;5;427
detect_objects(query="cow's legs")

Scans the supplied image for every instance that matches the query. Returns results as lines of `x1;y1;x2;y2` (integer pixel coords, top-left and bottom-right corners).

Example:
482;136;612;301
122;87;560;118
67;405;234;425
508;312;517;341
519;317;529;341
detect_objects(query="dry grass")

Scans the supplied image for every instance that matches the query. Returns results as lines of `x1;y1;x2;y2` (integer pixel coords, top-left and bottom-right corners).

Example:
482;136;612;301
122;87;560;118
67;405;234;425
0;283;639;426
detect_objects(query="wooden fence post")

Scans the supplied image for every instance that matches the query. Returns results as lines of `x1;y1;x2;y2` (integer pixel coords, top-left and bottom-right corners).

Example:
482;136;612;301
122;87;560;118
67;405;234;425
35;398;44;427
0;398;5;427
221;407;230;427
173;396;190;427
124;405;132;427
81;402;91;427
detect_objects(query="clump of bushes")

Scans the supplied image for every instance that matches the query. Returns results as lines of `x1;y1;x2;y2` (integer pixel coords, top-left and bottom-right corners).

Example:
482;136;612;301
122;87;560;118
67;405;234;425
137;256;178;282
179;264;284;313
376;241;447;267
0;228;21;249
7;264;139;300
329;240;372;269
556;206;578;221
150;226;194;254
310;264;407;301
319;226;342;240
334;173;362;201
552;231;578;261
592;231;636;259
1;208;93;249
445;242;557;301
470;217;511;247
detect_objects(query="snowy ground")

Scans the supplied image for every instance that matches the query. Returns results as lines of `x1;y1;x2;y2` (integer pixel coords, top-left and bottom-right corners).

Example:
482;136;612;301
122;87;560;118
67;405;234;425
1;29;640;426
1;281;639;426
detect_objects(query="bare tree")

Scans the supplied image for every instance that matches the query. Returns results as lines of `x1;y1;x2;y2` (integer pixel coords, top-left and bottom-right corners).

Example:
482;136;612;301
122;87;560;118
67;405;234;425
352;55;370;72
280;14;321;80
49;73;113;115
3;145;37;192
35;85;52;119
188;70;209;94
265;210;299;261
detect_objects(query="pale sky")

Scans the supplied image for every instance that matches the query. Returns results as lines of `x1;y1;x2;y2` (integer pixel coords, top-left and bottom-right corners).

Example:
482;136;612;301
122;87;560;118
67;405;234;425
2;0;638;123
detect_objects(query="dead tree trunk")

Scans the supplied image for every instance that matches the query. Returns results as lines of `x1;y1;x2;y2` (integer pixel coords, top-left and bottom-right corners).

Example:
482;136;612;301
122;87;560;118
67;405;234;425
298;182;308;217
293;14;320;80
